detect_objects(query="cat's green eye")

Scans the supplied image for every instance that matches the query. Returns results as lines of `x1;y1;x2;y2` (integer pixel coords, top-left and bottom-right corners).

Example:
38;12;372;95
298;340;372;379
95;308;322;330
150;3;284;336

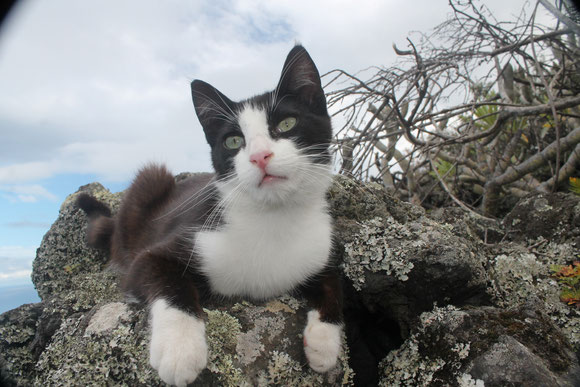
276;117;297;133
224;135;245;150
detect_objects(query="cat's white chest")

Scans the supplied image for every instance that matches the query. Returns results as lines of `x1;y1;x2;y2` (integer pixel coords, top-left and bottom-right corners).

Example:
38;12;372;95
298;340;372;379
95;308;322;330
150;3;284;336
195;204;332;299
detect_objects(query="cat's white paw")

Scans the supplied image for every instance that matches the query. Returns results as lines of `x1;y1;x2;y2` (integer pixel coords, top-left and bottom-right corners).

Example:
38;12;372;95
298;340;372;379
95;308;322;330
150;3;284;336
149;299;208;387
303;310;342;373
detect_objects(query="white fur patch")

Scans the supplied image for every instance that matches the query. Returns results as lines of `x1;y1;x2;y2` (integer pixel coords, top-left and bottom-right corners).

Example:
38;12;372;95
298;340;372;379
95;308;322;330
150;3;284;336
196;201;332;299
195;105;334;299
303;310;342;373
149;299;208;387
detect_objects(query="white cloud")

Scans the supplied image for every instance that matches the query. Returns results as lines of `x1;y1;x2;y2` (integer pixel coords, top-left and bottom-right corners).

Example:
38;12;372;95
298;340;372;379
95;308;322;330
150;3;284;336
5;221;51;228
0;270;31;280
0;246;36;283
0;245;37;260
0;0;536;186
0;184;58;203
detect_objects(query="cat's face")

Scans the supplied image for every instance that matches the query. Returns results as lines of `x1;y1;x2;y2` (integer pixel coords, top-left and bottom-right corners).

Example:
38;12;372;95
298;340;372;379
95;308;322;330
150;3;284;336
191;46;332;206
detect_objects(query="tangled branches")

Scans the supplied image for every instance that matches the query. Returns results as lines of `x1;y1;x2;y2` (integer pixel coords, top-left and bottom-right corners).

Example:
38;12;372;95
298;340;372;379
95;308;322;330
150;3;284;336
326;0;580;216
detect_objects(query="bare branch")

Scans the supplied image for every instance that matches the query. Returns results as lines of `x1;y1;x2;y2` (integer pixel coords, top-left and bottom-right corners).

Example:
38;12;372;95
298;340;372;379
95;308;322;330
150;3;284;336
327;0;580;215
538;0;580;35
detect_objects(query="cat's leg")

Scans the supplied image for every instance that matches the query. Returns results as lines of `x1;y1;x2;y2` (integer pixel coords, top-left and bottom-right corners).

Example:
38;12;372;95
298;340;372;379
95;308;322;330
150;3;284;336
299;268;343;373
149;298;207;387
125;250;207;387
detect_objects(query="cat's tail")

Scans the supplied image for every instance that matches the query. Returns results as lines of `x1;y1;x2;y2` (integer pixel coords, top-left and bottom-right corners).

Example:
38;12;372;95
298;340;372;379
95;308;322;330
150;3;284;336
76;193;115;251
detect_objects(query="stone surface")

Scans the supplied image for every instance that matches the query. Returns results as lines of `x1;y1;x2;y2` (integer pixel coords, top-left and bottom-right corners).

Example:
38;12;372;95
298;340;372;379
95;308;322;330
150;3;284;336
379;304;580;386
503;191;580;244
1;175;579;386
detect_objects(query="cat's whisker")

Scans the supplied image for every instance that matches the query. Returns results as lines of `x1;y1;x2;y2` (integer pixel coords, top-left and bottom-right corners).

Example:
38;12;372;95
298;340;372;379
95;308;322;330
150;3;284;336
271;94;292;115
153;180;217;221
177;175;244;274
200;179;244;234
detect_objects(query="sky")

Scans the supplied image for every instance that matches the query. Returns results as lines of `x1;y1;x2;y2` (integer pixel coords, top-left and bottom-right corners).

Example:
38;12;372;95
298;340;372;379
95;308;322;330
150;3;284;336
0;0;537;310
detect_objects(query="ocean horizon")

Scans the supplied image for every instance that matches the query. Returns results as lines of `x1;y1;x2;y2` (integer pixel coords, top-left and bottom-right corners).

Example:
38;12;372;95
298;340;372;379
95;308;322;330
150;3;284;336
0;282;41;314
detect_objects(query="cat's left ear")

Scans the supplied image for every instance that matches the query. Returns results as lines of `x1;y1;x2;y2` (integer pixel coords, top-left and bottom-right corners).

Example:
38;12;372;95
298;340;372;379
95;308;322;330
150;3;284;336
276;45;327;113
191;80;236;146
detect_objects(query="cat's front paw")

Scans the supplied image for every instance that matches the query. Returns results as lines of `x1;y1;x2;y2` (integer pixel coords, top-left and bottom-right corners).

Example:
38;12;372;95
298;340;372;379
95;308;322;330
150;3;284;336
303;310;342;373
149;299;208;387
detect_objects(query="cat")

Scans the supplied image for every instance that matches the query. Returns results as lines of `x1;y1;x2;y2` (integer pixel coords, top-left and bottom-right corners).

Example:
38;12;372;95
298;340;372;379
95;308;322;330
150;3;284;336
77;45;343;386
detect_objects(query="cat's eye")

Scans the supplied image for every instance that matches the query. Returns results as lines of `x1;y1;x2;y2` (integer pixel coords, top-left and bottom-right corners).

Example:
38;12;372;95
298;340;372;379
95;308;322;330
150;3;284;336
276;117;297;133
224;135;245;150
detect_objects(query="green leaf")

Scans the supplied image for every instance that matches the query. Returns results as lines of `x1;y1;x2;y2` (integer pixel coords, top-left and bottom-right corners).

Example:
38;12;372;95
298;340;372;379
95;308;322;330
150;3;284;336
569;177;580;196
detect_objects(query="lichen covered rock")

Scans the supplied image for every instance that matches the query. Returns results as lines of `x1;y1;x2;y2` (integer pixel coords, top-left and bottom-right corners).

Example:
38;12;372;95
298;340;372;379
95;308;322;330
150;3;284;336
1;175;579;386
331;177;490;336
2;178;353;386
28;296;354;386
0;303;43;386
379;304;580;386
32;182;122;303
503;191;580;244
488;239;580;349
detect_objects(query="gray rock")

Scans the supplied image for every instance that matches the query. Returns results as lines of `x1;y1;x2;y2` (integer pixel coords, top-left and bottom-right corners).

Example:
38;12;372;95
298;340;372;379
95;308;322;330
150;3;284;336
503;191;580;244
1;174;579;386
331;176;490;335
379;304;579;386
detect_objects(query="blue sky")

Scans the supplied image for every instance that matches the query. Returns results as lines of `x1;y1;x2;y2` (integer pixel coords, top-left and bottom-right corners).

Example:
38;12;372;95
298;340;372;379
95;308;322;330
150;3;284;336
0;0;533;312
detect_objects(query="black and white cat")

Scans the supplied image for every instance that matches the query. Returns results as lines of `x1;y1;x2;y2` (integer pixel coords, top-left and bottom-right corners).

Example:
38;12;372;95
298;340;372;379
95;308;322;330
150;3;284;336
77;45;342;386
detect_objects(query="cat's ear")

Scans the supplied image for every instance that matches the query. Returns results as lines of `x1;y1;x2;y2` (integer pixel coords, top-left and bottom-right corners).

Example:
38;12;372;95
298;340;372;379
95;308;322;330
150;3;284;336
276;45;326;113
191;80;236;145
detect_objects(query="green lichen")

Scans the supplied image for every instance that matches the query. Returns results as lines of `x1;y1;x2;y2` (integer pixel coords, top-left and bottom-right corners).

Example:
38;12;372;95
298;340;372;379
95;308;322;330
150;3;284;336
488;239;580;349
237;314;286;365
342;217;418;290
63;271;122;312
1;346;37;385
263;350;312;386
380;302;577;386
34;304;158;386
379;336;446;386
0;321;36;345
457;373;485;387
260;338;354;387
205;309;247;386
32;183;122;302
329;175;424;224
0;303;43;386
379;305;470;386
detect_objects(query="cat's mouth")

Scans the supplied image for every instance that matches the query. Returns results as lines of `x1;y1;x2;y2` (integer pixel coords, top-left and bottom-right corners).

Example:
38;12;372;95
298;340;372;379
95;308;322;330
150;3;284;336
259;174;287;186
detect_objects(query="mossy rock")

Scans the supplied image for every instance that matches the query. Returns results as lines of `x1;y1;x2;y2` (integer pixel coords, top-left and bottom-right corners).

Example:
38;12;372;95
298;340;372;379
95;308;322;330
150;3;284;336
2;174;580;385
379;304;580;386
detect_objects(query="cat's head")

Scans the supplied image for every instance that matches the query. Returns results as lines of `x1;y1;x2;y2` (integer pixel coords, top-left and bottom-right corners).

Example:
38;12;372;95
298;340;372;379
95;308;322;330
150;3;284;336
191;45;333;206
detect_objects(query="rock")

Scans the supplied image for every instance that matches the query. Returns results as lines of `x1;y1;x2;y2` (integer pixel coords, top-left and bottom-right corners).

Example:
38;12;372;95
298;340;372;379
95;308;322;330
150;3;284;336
379;304;580;386
503;191;580;244
31;182;122;303
428;206;504;243
0;303;43;386
1;178;354;386
1;174;579;386
330;176;490;333
27;297;353;386
487;239;580;350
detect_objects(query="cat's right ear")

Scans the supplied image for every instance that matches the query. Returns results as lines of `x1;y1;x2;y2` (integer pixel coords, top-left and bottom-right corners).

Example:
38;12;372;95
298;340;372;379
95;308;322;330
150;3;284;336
191;80;235;145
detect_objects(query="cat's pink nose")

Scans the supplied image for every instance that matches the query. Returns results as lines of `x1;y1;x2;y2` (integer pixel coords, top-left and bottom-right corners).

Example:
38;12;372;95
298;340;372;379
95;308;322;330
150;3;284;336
250;151;273;170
